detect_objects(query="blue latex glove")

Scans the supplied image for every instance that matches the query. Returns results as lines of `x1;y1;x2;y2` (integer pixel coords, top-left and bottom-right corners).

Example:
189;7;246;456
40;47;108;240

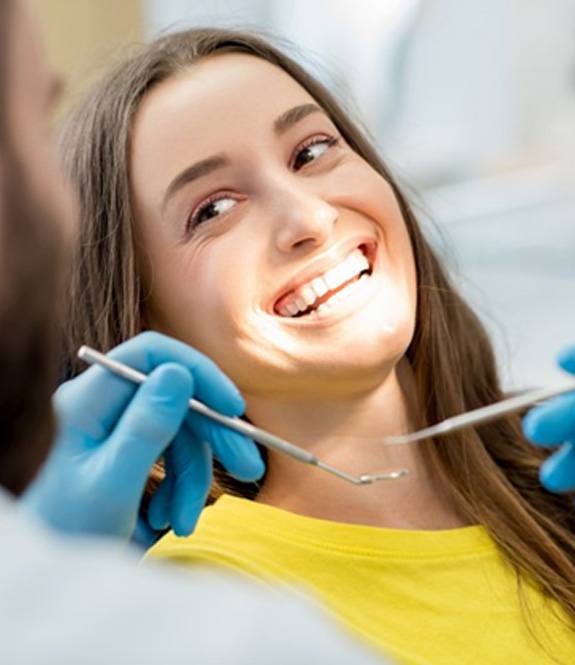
523;345;575;492
22;332;264;544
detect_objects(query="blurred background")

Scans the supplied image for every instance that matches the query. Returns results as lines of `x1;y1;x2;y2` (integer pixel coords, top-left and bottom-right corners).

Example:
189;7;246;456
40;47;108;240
34;0;575;390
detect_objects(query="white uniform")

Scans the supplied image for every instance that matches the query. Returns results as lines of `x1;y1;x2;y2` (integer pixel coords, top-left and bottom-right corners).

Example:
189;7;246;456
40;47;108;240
0;489;386;665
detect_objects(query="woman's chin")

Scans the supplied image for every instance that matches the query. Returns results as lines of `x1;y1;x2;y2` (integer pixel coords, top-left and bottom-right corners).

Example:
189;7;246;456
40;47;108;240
235;344;406;402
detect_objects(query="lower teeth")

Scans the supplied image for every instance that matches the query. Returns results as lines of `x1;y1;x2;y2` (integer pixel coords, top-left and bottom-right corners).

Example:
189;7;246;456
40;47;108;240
297;272;369;317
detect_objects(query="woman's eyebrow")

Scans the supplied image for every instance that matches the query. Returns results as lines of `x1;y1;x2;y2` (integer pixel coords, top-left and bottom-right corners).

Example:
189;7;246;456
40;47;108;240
162;154;229;212
162;103;327;211
274;103;327;135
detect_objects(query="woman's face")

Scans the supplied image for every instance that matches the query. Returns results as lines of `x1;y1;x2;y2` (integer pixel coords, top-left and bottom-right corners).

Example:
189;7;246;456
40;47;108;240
130;53;417;399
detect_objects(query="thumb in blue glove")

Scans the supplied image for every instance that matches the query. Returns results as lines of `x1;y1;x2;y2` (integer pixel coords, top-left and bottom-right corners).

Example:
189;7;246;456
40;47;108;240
522;345;575;493
22;332;265;542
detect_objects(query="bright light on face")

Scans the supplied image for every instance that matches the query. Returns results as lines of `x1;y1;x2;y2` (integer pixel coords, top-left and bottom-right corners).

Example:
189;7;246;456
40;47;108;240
129;53;417;401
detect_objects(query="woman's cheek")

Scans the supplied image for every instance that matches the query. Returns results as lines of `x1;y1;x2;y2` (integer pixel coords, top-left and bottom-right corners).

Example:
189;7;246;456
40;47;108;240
334;162;397;222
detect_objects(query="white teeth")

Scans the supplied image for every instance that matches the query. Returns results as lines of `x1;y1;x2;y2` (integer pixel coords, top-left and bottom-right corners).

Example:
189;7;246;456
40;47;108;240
310;277;328;298
355;252;370;274
318;273;365;313
323;250;364;291
329;289;347;307
276;247;371;318
300;285;316;307
285;302;299;316
295;296;307;311
323;262;348;290
339;277;361;300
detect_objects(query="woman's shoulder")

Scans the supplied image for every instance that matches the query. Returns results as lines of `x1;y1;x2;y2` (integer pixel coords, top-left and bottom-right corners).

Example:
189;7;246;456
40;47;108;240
146;494;296;583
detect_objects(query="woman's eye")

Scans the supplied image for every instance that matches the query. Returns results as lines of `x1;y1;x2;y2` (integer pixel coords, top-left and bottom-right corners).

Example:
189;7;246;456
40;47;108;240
292;136;338;172
189;195;238;230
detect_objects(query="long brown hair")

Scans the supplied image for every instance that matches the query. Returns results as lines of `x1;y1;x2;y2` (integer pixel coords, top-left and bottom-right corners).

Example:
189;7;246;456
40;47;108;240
59;27;575;631
0;0;63;495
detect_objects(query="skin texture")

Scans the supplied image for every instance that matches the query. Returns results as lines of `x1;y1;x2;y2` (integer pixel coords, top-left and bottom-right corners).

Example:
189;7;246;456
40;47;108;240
131;54;468;529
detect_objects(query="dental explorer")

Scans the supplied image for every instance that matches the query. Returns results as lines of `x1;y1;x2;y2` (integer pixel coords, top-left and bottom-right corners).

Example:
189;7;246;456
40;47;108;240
383;381;575;446
78;346;409;486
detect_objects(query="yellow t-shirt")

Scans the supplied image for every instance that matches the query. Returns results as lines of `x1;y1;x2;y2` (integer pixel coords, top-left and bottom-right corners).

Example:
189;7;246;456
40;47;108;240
149;494;575;664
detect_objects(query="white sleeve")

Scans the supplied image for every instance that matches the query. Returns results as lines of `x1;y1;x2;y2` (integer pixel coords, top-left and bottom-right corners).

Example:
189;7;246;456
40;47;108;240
0;508;389;665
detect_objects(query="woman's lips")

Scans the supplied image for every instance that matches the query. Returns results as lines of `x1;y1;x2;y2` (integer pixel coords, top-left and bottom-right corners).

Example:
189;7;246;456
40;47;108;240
274;267;378;328
272;240;377;317
275;248;371;317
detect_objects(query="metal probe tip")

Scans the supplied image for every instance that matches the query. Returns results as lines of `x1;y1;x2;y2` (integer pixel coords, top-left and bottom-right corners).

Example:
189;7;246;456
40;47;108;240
77;344;412;487
358;468;410;484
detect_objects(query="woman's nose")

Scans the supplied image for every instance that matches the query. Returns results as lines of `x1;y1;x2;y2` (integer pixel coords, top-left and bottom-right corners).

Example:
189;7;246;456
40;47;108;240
272;188;338;253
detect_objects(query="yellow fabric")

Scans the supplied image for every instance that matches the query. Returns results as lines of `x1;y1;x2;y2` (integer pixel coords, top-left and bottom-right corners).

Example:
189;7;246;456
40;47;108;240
149;494;575;664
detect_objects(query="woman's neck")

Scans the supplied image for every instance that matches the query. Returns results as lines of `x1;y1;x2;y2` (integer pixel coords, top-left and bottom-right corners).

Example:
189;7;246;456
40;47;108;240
245;360;471;530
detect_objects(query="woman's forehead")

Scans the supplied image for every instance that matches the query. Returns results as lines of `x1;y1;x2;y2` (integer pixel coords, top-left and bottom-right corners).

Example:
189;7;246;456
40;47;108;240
129;53;323;209
132;53;317;146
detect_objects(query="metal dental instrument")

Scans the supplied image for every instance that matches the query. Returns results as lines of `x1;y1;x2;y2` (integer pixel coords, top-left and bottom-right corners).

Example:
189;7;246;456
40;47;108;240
382;380;575;446
78;346;409;485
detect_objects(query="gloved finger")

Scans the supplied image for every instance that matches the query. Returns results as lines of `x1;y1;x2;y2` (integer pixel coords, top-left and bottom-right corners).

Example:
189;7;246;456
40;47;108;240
56;331;245;440
186;410;265;482
558;345;575;374
539;440;575;493
167;429;213;537
54;371;139;443
147;472;174;532
104;363;193;485
522;392;575;445
131;515;164;551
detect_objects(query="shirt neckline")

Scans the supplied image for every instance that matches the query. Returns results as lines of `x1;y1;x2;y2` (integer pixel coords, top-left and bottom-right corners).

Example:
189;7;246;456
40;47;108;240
210;494;497;558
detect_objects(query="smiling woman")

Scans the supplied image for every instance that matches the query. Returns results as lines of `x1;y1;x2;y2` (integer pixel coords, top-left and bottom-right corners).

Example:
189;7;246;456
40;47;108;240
59;28;575;664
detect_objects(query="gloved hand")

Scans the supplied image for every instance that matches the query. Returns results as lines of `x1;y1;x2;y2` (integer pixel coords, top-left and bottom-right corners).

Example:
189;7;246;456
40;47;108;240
523;345;575;492
22;332;264;544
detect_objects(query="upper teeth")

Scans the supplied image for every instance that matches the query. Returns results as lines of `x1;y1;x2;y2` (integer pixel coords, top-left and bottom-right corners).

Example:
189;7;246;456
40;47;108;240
276;248;370;317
